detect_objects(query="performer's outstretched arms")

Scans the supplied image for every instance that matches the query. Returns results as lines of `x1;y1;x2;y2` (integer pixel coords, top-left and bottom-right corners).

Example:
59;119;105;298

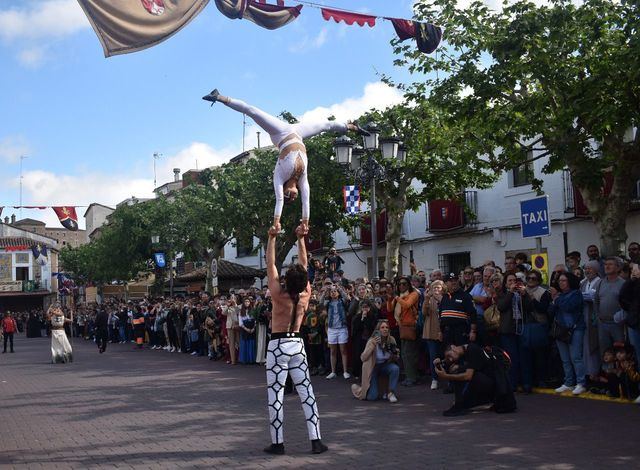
299;171;310;231
295;224;309;270
266;227;281;293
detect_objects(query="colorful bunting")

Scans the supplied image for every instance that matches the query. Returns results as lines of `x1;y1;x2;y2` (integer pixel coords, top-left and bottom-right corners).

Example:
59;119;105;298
52;207;79;231
32;244;49;266
321;7;376;28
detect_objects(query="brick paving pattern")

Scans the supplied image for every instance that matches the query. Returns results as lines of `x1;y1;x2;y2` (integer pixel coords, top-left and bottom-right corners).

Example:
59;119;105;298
0;335;638;469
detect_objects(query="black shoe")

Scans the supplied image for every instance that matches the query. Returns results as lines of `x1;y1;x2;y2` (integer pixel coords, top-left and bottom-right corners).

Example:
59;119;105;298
311;439;328;454
442;405;469;417
264;443;285;455
202;88;220;105
443;386;454;394
351;122;370;136
10;350;14;353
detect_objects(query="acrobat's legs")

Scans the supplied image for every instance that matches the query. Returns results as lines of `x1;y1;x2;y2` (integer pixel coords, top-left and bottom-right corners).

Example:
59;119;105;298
222;97;291;139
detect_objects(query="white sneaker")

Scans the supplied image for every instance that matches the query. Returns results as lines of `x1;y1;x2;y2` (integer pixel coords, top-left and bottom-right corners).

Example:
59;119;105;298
191;351;198;356
388;392;398;403
170;347;176;353
634;396;640;404
430;379;438;390
572;384;587;395
343;372;351;379
382;393;388;400
555;384;574;393
326;372;337;379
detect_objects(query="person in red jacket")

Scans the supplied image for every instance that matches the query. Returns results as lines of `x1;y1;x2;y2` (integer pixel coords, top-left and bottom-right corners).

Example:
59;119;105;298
2;312;18;353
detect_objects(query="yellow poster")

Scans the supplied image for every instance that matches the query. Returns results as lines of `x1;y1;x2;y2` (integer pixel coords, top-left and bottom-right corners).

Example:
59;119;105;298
531;253;549;285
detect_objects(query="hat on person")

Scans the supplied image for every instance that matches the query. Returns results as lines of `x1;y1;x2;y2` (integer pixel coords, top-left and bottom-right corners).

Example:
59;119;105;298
444;272;459;281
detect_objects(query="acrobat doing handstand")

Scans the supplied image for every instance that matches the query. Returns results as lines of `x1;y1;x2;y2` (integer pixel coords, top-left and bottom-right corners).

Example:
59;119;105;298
203;89;367;232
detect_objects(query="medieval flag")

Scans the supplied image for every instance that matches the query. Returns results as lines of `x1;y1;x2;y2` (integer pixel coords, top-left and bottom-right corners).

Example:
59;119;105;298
52;207;79;231
32;243;49;266
215;0;302;30
77;0;210;57
390;18;443;54
343;185;361;215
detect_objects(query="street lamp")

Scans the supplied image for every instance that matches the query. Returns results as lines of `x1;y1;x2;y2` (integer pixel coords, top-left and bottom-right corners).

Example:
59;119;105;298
151;235;160;244
380;136;401;160
334;122;390;279
397;143;408;162
352;146;365;171
334;135;354;166
363;123;380;150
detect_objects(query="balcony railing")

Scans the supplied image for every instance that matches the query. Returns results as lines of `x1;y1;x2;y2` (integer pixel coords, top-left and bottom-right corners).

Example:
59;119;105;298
425;190;478;232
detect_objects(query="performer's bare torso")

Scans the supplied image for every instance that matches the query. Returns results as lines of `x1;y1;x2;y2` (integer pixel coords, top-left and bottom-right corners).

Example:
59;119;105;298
271;283;311;333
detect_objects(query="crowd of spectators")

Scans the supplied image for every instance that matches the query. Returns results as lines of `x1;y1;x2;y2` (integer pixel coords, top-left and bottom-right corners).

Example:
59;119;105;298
5;241;640;411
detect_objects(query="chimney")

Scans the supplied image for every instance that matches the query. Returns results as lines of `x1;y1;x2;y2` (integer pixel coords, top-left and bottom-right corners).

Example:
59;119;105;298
173;168;180;182
11;214;16;224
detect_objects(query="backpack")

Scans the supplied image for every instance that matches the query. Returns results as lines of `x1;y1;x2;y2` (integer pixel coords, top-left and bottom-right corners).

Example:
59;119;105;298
483;303;501;331
2;317;16;334
483;346;517;413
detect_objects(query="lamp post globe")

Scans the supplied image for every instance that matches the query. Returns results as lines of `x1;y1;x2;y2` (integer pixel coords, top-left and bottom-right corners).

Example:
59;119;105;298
397;143;408;162
363;122;380;150
380;136;401;160
352;146;366;171
333;135;354;166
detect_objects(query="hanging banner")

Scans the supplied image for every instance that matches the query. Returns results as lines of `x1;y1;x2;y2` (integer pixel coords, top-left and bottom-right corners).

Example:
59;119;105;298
215;0;302;30
32;243;49;266
343;185;361;215
52;207;79;231
321;7;376;27
77;0;210;57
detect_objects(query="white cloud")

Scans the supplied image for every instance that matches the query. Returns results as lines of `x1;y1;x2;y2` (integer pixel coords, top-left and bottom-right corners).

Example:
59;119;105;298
15;81;404;228
17;45;47;68
0;0;89;42
297;81;404;124
289;27;329;53
0;136;31;163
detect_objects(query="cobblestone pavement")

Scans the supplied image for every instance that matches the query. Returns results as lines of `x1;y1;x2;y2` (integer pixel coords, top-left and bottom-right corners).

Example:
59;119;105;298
0;335;638;469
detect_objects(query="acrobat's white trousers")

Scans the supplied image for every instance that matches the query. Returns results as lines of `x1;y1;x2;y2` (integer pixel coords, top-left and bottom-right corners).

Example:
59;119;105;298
266;337;321;444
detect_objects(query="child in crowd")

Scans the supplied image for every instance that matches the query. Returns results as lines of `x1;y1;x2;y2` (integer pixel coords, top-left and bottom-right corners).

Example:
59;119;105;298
591;343;640;401
304;300;326;376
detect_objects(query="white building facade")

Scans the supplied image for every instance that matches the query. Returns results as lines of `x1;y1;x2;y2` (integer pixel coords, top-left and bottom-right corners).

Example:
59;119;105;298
223;154;640;280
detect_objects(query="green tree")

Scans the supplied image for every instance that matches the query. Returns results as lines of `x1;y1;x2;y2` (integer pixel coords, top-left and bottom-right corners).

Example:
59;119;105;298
360;103;498;278
396;0;640;255
208;129;356;272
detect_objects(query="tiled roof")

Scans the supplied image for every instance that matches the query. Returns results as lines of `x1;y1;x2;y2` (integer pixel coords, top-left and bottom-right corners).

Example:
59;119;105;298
0;237;50;249
177;260;265;281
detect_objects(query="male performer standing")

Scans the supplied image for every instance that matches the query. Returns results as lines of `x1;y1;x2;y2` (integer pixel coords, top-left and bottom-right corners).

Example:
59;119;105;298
263;223;328;455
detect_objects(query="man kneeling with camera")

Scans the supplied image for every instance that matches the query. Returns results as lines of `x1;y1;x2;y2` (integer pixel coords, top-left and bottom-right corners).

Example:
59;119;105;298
434;343;498;417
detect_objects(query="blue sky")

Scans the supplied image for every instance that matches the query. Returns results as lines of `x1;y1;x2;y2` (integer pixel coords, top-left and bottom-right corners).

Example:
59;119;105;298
0;0;417;228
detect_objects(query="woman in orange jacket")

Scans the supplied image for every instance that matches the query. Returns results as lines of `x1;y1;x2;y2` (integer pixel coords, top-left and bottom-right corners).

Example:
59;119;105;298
386;277;420;386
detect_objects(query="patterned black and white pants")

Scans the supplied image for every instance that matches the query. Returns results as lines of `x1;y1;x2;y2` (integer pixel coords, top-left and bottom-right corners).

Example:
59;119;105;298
266;337;320;444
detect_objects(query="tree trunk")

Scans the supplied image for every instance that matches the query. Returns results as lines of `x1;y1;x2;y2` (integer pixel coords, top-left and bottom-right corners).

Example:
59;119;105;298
384;209;405;279
569;148;639;257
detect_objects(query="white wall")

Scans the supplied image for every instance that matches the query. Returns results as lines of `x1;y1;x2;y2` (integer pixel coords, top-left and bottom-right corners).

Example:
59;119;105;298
223;154;640;278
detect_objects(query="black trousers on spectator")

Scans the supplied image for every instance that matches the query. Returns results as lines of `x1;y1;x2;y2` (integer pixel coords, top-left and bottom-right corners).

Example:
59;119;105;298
96;329;108;352
454;371;495;409
308;344;324;369
441;322;470;347
3;333;14;352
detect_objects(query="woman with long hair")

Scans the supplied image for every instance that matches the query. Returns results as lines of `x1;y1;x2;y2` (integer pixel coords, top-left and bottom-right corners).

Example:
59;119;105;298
351;320;400;402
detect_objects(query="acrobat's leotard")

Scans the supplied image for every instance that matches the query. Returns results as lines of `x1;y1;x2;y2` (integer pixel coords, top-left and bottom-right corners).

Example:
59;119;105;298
222;97;348;221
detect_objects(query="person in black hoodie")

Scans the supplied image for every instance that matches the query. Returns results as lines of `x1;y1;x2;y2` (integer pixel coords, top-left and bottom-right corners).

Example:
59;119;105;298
95;308;109;353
